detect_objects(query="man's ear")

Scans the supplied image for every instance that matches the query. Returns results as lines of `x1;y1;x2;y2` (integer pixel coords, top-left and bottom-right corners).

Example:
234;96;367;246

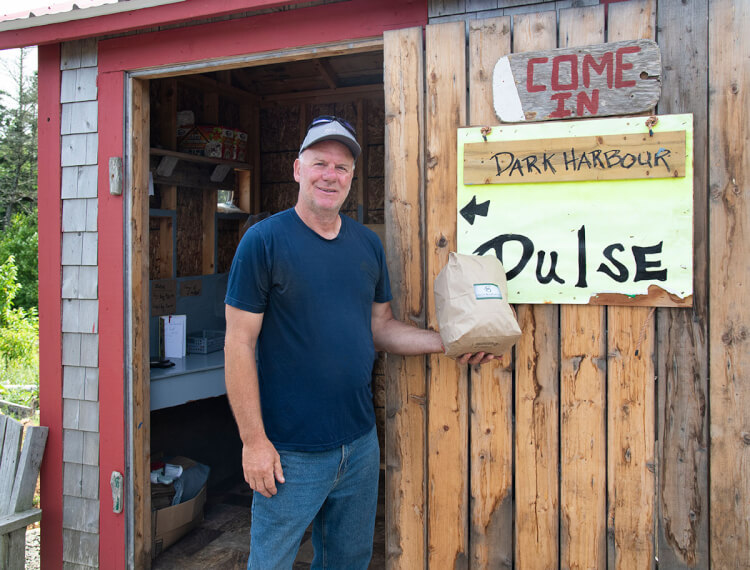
293;157;301;182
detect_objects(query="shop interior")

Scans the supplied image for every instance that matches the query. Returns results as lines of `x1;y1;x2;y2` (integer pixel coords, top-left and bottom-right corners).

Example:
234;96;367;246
145;48;388;536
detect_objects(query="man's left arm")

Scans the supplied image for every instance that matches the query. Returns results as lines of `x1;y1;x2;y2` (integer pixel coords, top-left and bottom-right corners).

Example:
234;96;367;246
371;301;495;365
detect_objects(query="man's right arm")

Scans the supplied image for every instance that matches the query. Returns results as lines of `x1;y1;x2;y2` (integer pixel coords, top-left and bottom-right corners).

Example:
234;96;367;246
224;304;284;497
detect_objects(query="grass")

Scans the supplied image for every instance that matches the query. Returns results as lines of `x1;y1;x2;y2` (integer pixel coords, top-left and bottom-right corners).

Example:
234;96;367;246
0;355;39;414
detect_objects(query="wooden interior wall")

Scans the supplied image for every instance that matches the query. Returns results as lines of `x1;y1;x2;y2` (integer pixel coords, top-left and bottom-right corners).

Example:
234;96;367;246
258;98;385;223
384;0;749;567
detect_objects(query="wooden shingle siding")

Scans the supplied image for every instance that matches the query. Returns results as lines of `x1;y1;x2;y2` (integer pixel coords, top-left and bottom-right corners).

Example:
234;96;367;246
61;133;98;166
62;299;98;334
60;67;98;104
62;266;98;301
62;529;100;567
59;38;100;570
63;462;99;500
61;166;98;200
61;101;98;135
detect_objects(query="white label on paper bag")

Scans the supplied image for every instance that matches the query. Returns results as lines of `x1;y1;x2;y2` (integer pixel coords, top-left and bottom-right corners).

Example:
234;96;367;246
474;283;502;300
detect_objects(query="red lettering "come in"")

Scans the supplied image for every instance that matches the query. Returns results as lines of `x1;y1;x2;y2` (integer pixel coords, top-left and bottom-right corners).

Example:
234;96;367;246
525;46;641;118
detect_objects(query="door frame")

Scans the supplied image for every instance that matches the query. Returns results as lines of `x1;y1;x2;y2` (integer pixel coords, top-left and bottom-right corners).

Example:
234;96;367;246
123;36;388;567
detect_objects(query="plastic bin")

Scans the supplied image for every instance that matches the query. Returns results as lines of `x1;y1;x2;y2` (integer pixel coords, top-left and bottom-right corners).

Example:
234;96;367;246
186;330;225;354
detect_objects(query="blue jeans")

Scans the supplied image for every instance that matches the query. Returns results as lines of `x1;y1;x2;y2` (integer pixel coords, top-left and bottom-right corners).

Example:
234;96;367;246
247;426;380;569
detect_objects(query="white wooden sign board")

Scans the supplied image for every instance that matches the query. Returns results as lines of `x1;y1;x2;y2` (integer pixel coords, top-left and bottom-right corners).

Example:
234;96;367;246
456;114;694;307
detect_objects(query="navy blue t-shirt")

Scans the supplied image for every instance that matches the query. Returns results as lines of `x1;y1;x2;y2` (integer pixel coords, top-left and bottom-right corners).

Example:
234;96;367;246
224;208;392;451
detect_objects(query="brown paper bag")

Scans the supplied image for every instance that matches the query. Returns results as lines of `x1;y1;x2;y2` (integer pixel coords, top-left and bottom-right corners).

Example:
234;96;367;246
434;252;521;359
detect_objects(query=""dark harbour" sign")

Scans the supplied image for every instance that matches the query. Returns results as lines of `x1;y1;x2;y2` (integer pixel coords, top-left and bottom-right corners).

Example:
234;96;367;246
463;130;686;184
493;39;661;122
456;115;693;307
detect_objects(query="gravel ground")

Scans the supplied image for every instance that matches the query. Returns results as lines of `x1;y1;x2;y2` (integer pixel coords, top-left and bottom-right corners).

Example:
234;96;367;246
25;527;40;570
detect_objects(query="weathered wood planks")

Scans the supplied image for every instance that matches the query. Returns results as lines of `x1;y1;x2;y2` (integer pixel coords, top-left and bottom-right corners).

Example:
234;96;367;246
131;78;152;566
656;0;710;567
383;27;427;570
512;11;560;570
462;130;687;185
606;5;657;569
467;16;514;569
380;2;744;568
0;415;48;570
425;21;469;569
708;0;750;567
558;6;608;570
493;38;661;122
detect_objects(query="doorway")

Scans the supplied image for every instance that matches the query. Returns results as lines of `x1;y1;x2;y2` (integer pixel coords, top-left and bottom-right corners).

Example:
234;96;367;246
128;41;387;565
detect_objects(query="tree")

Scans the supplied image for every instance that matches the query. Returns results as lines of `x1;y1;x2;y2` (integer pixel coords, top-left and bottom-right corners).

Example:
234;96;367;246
0;47;37;230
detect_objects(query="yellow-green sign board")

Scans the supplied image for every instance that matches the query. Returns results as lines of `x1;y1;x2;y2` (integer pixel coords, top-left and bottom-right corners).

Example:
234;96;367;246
456;114;693;307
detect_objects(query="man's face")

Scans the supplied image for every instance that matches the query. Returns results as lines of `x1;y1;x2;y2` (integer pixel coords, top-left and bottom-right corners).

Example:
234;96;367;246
294;140;355;216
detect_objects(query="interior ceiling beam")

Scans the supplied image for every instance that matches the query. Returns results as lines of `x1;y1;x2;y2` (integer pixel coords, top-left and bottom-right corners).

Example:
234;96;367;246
260;83;382;105
178;73;260;104
313;58;339;89
216;69;233;85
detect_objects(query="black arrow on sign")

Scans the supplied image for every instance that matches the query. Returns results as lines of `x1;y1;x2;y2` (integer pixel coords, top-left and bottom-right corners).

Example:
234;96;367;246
460;195;490;225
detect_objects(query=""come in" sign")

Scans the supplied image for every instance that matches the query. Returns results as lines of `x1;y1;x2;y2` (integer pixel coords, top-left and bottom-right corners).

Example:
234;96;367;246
493;39;661;122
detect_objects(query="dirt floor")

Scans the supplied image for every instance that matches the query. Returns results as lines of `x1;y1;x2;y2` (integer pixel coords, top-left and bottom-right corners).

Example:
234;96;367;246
25;527;40;569
153;476;386;569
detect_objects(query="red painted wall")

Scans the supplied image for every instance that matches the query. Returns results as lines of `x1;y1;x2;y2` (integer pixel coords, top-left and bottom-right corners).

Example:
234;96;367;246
38;42;62;569
89;0;427;567
97;68;127;568
0;0;311;50
98;0;426;72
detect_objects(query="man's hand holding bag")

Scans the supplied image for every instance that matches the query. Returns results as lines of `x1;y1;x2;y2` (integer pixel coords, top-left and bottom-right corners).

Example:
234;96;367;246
434;252;522;359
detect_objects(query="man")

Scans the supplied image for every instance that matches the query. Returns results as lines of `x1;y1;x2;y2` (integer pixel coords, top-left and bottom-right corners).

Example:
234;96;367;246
224;116;493;569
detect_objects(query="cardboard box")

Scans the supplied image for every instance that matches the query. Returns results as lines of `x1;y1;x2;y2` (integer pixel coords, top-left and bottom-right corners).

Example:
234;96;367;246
233;129;248;162
152;483;206;558
177;125;237;160
176;125;248;162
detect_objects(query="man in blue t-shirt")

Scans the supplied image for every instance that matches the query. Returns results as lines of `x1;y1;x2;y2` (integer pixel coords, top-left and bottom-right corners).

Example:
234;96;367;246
225;116;494;569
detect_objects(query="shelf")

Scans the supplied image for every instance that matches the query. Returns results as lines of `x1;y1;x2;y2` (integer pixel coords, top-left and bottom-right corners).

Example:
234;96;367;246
150;351;226;410
150;148;250;170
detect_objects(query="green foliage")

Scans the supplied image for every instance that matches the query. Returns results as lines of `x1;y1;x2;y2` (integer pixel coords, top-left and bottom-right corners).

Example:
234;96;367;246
0;364;38;410
0;255;38;369
0;209;37;309
0;49;39;411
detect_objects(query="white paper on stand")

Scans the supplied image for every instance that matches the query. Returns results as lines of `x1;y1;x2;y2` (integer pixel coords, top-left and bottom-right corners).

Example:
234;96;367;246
161;314;186;358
